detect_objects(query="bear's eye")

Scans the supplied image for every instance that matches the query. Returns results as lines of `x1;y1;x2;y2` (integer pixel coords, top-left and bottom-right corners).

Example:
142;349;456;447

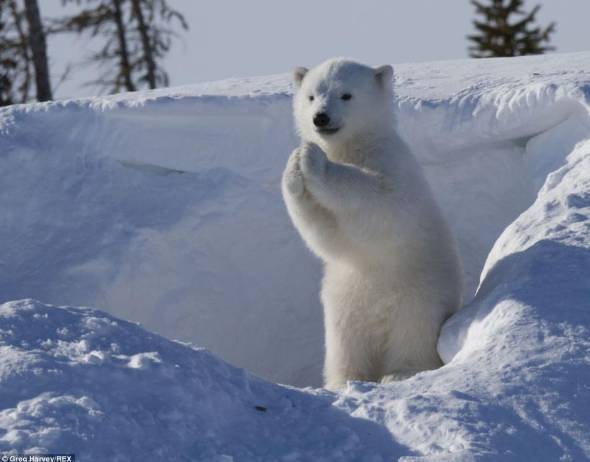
341;93;352;101
308;95;315;102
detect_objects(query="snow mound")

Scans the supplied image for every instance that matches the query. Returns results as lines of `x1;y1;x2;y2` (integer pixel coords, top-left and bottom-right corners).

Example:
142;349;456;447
0;299;409;461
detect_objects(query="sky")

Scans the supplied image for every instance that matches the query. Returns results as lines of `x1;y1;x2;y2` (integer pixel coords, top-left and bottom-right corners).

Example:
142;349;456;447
39;0;590;99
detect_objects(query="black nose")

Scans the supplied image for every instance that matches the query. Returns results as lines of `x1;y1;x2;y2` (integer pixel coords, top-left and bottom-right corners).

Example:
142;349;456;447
313;112;330;127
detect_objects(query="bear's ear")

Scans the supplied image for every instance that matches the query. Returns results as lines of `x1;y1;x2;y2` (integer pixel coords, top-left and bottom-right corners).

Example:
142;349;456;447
374;65;394;88
293;67;309;89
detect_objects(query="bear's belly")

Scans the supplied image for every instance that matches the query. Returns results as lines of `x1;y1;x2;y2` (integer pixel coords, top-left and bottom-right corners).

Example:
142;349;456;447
321;263;445;355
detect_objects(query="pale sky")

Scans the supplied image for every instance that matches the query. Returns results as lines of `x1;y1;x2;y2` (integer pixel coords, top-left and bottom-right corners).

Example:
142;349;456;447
39;0;590;99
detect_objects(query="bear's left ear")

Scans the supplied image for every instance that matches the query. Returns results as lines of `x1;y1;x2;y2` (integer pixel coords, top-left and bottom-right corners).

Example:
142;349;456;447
293;67;309;89
374;65;394;88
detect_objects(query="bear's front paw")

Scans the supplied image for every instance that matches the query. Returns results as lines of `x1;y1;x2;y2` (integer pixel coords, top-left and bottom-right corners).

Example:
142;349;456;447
300;143;327;181
282;149;304;196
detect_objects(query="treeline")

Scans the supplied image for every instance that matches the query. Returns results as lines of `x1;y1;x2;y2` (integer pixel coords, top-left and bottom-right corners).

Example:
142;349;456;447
1;0;558;107
0;0;187;106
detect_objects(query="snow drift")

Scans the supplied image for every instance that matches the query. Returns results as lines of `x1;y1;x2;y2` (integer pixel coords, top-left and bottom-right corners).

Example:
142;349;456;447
0;52;589;460
0;298;405;461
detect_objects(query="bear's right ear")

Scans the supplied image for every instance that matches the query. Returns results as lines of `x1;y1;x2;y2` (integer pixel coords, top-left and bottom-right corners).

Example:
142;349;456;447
293;67;309;89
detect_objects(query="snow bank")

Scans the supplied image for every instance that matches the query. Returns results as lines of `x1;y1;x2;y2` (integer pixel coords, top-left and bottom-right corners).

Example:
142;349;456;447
0;94;322;387
0;52;589;459
0;299;407;461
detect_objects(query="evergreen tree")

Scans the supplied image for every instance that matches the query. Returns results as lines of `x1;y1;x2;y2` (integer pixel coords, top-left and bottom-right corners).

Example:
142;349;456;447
55;0;137;92
0;0;35;105
0;1;16;105
56;0;187;94
468;0;555;58
129;0;188;89
23;0;52;100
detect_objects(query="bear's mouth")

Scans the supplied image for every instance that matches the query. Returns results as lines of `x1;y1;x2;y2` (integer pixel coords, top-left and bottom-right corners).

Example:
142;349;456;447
316;127;341;135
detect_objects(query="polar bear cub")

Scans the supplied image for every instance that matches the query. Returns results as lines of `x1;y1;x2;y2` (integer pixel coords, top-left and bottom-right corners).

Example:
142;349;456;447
282;58;463;390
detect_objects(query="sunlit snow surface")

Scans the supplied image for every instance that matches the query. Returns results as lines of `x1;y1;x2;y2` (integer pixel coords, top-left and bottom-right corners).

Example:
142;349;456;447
0;52;589;460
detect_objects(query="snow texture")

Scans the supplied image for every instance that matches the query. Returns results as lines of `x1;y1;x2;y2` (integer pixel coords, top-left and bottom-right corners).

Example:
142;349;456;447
0;299;409;461
0;52;589;460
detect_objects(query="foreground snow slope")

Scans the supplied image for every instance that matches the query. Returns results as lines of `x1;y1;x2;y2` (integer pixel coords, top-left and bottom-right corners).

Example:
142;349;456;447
0;52;589;459
0;299;408;461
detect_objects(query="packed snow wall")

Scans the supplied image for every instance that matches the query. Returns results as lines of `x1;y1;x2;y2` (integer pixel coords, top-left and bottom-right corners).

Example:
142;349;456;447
0;52;589;387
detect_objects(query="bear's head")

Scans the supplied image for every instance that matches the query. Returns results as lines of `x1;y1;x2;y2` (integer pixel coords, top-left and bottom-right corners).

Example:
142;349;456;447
292;58;394;147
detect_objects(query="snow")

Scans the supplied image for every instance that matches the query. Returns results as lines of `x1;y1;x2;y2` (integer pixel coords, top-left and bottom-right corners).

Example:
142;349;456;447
0;299;404;461
0;51;589;460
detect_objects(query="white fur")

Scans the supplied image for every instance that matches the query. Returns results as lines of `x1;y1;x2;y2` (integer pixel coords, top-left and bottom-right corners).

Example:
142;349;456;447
282;58;463;391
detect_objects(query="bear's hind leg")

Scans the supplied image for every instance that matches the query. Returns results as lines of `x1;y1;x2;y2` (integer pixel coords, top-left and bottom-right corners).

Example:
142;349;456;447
323;329;381;391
